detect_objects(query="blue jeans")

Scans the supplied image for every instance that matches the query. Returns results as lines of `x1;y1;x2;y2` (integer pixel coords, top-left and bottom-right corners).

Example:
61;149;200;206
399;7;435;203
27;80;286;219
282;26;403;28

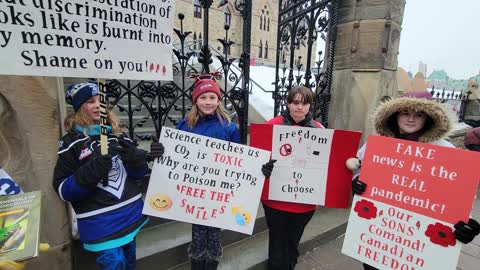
95;241;136;270
188;224;222;262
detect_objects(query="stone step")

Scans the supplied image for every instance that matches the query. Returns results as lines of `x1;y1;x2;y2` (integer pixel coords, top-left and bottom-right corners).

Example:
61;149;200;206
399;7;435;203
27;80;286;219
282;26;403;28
117;115;147;120
168;207;349;270
71;208;266;270
116;113;185;124
141;216;172;230
136;205;266;269
127;127;160;134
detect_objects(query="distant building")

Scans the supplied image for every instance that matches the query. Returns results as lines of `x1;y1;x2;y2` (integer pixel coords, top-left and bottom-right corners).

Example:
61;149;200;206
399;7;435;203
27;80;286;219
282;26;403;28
427;70;477;91
418;61;427;77
407;70;413;78
174;1;317;67
174;1;277;66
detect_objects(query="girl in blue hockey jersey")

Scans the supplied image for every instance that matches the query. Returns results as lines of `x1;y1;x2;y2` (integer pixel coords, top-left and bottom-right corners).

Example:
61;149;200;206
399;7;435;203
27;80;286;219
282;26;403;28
52;82;163;270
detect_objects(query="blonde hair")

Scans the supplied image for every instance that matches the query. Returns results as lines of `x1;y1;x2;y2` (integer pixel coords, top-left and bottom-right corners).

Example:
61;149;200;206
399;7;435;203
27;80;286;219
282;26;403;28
64;105;123;135
185;102;232;129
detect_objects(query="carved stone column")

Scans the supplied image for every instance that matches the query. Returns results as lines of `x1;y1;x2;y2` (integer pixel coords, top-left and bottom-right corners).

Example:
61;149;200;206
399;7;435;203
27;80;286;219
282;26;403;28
329;0;406;139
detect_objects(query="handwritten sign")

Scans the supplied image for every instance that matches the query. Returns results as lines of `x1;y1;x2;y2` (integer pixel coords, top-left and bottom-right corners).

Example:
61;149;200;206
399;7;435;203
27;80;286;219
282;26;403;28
250;124;362;208
0;0;174;80
342;135;480;269
269;126;334;204
142;127;270;235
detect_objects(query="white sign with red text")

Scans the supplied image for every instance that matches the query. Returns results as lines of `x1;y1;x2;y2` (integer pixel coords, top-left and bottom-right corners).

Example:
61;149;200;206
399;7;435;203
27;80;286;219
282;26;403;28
343;196;461;270
142;127;270;234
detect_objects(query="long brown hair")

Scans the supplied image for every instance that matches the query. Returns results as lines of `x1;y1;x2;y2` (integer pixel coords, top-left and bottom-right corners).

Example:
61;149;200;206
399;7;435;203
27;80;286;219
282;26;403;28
64;105;123;135
185;102;232;129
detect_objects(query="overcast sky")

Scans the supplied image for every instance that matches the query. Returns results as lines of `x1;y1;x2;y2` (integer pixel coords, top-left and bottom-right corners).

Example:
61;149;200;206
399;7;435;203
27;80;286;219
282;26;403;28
398;0;480;79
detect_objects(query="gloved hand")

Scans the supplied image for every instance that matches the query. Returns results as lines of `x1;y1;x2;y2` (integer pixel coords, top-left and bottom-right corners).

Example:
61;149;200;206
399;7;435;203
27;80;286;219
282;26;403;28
352;176;367;195
148;137;164;162
346;157;361;171
74;154;112;188
454;218;480;244
262;160;277;177
113;137;147;169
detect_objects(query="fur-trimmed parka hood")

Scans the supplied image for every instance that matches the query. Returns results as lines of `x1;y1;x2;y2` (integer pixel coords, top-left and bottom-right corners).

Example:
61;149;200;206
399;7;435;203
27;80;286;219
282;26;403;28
372;97;453;143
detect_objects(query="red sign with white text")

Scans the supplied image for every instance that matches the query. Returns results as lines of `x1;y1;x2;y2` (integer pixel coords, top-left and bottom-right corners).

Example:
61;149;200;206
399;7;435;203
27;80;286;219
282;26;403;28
343;135;480;270
360;135;480;224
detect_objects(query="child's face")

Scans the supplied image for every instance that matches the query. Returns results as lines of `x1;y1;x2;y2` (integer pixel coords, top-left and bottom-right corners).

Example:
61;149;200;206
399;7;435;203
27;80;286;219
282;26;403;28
397;110;427;134
287;94;311;121
81;96;100;123
196;92;220;115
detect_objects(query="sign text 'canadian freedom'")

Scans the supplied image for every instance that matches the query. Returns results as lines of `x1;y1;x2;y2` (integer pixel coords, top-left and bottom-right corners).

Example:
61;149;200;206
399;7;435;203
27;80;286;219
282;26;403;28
142;127;270;234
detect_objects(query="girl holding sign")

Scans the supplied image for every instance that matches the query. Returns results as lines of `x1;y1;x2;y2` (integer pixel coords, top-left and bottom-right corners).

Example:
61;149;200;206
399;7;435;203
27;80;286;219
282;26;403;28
177;74;274;270
261;86;323;270
52;82;164;270
346;91;480;270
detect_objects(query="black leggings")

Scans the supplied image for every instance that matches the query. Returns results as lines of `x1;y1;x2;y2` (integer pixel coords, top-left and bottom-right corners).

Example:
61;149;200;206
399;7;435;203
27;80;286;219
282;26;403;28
363;263;378;270
263;204;315;270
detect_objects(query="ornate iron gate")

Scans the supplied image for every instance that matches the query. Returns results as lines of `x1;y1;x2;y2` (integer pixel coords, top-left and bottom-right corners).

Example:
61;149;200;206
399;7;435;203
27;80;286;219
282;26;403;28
273;0;337;127
103;0;252;144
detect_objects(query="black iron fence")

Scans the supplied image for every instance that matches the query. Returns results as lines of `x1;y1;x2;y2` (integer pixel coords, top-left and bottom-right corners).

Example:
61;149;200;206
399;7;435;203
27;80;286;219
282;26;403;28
102;0;252;144
97;0;338;143
430;86;470;122
272;0;337;127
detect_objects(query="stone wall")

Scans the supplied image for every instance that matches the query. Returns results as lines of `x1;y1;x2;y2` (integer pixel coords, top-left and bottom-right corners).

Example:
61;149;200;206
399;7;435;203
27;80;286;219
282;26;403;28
329;0;406;141
0;76;71;270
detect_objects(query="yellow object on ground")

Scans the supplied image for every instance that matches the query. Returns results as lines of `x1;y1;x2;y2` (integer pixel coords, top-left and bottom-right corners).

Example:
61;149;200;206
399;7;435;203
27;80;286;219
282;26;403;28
38;243;49;252
0;243;49;270
0;260;25;270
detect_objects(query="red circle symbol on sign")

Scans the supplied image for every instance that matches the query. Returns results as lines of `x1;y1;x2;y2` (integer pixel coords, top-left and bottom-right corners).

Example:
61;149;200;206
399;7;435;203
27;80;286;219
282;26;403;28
279;143;293;156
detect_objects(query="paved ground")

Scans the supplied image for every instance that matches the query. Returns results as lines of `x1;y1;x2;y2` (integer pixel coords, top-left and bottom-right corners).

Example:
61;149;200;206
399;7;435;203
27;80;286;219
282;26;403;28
296;193;480;270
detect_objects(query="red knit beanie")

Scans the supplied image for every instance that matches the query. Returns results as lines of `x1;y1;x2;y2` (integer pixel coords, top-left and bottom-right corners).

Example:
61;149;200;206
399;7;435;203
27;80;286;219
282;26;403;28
192;78;221;103
464;127;480;146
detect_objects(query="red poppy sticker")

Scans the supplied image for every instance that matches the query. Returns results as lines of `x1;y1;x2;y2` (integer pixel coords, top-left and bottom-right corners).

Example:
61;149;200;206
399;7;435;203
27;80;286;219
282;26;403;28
354;199;378;220
424;222;456;247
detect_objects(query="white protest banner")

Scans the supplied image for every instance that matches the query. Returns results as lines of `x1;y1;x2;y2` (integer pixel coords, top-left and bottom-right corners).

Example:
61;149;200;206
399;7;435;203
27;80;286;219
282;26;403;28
0;0;174;80
342;135;480;269
142;127;271;235
269;125;334;205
